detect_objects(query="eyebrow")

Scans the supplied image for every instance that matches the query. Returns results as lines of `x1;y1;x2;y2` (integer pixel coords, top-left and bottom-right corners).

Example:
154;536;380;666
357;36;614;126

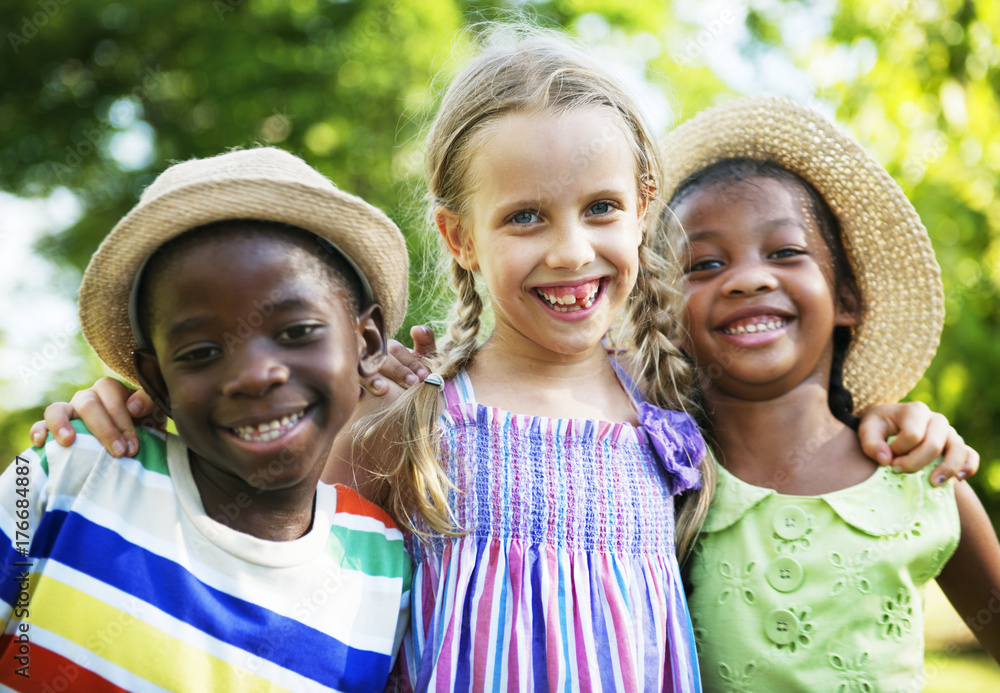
686;217;808;243
163;296;320;343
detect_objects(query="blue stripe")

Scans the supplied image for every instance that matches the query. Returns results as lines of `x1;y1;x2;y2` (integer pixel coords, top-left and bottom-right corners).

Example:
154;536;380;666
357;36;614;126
1;530;31;608
589;553;616;692
490;548;507;691
558;554;571;693
454;539;486;692
29;510;389;690
529;548;549;690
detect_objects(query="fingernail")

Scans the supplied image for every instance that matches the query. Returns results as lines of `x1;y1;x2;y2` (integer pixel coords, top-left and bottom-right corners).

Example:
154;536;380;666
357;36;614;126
128;400;144;416
416;367;429;379
405;374;418;386
371;378;384;391
891;465;902;473
877;451;890;465
934;475;946;486
31;433;43;447
111;440;126;456
127;439;139;456
957;471;967;480
59;427;73;443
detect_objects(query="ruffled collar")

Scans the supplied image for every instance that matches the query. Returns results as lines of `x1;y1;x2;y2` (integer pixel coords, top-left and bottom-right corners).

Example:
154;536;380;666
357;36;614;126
703;464;947;536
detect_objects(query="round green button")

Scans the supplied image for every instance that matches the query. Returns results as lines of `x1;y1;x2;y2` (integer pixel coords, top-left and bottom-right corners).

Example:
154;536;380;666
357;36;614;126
773;505;808;540
766;555;804;593
764;608;799;645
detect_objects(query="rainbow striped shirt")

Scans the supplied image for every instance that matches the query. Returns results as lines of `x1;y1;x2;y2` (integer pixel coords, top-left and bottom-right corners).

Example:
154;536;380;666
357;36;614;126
0;423;411;691
393;366;703;692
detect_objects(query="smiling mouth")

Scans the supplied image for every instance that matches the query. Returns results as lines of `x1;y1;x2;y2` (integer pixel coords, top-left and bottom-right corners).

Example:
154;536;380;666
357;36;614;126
720;317;789;335
231;409;306;442
535;279;602;313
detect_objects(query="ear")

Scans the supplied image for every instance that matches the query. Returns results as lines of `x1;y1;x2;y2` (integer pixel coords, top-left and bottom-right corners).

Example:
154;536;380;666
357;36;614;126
133;350;172;414
356;304;387;379
435;206;478;270
835;283;862;327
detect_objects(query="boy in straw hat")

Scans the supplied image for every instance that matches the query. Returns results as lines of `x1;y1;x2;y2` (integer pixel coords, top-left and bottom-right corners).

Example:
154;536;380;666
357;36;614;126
661;96;1000;689
0;148;412;690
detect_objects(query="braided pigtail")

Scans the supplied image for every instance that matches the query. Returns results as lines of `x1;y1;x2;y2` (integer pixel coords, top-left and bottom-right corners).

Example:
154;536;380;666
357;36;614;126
626;216;716;559
363;256;483;539
829;325;860;429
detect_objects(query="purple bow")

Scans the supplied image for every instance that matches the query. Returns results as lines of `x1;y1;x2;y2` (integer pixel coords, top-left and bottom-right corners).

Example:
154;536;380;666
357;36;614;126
637;402;705;494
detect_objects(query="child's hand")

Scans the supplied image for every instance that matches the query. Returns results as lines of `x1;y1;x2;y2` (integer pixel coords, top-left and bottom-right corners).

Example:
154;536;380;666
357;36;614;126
858;401;979;485
28;378;163;457
362;325;436;396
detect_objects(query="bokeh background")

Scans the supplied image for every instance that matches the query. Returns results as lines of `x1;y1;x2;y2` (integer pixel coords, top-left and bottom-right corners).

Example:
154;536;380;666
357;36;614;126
1;0;998;685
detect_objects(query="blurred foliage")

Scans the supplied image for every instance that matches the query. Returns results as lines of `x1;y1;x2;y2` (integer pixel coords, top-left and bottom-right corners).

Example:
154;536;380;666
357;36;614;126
1;0;998;535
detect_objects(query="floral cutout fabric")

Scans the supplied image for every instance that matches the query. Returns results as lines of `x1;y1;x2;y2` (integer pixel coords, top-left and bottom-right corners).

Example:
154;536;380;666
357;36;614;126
686;464;960;691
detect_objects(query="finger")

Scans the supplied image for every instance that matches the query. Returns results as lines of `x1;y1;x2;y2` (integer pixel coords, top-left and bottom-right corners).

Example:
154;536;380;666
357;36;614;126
67;387;129;456
923;427;971;486
29;420;50;448
92;378;145;456
411;325;437;361
39;403;78;448
126;389;156;418
361;374;388;397
889;412;949;473
857;410;894;466
884;401;933;459
959;447;981;480
393;337;430;381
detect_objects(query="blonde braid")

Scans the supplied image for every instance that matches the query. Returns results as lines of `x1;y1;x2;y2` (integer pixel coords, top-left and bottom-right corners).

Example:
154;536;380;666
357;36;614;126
364;257;483;539
626;221;717;559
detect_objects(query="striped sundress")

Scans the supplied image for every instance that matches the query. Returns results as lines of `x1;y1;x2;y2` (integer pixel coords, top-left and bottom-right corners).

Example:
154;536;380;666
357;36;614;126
394;361;705;692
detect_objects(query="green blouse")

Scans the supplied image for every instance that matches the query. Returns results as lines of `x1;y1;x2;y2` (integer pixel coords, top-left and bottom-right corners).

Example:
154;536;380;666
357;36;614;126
686;463;960;692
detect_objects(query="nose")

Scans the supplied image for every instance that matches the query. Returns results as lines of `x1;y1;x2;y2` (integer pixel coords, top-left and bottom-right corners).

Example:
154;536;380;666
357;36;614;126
221;341;290;398
545;218;595;270
721;258;778;296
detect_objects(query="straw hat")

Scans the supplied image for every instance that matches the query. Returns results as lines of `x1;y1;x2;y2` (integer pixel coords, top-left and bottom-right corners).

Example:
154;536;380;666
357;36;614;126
79;147;409;386
660;96;944;413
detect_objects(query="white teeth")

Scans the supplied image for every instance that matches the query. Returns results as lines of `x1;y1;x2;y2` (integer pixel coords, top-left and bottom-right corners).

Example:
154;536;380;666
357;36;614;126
723;319;787;335
233;409;305;442
538;286;598;311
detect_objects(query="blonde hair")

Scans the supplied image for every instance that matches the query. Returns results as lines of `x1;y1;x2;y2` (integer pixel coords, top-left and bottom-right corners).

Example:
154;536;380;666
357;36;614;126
367;25;714;556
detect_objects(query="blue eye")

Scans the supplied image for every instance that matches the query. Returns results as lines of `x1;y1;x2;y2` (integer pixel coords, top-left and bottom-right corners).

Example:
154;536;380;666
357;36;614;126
770;247;804;259
587;201;612;215
510;210;540;225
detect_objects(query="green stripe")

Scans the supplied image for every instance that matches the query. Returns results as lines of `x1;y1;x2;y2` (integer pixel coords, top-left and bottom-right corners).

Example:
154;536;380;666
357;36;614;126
325;525;410;581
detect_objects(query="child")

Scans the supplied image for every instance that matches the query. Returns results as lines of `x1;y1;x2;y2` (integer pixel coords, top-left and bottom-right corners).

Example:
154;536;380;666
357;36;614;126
0;148;413;690
363;30;709;691
661;97;1000;690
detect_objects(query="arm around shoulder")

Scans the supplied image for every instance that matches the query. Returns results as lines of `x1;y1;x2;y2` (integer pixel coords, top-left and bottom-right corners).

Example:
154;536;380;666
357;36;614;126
936;480;1000;663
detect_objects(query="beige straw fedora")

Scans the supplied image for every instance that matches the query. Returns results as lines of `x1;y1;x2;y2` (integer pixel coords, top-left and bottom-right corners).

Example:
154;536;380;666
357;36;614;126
79;147;409;386
660;96;944;413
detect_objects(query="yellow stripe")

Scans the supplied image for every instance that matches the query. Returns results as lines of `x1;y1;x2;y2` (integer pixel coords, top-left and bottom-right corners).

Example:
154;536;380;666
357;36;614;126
28;574;293;692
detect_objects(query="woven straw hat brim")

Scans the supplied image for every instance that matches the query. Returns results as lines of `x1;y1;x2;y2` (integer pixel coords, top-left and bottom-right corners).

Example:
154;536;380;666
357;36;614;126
79;148;409;387
660;97;944;413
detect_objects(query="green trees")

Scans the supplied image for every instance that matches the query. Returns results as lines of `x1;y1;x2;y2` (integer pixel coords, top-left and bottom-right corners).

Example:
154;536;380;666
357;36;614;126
2;0;997;523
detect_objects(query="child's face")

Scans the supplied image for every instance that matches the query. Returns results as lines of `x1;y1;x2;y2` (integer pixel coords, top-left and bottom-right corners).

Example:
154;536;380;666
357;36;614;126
135;233;384;494
675;176;857;402
438;106;646;358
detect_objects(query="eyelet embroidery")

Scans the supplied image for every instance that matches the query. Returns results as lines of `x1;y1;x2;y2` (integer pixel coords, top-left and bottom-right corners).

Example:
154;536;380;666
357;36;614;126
879;589;913;641
830;549;873;595
829;651;873;693
718;560;757;605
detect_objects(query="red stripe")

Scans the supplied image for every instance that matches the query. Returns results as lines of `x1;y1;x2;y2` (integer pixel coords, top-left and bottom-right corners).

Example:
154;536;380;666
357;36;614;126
333;483;397;527
0;634;130;692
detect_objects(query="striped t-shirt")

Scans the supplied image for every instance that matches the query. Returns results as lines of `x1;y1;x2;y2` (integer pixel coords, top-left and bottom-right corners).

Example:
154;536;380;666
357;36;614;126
0;422;411;692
